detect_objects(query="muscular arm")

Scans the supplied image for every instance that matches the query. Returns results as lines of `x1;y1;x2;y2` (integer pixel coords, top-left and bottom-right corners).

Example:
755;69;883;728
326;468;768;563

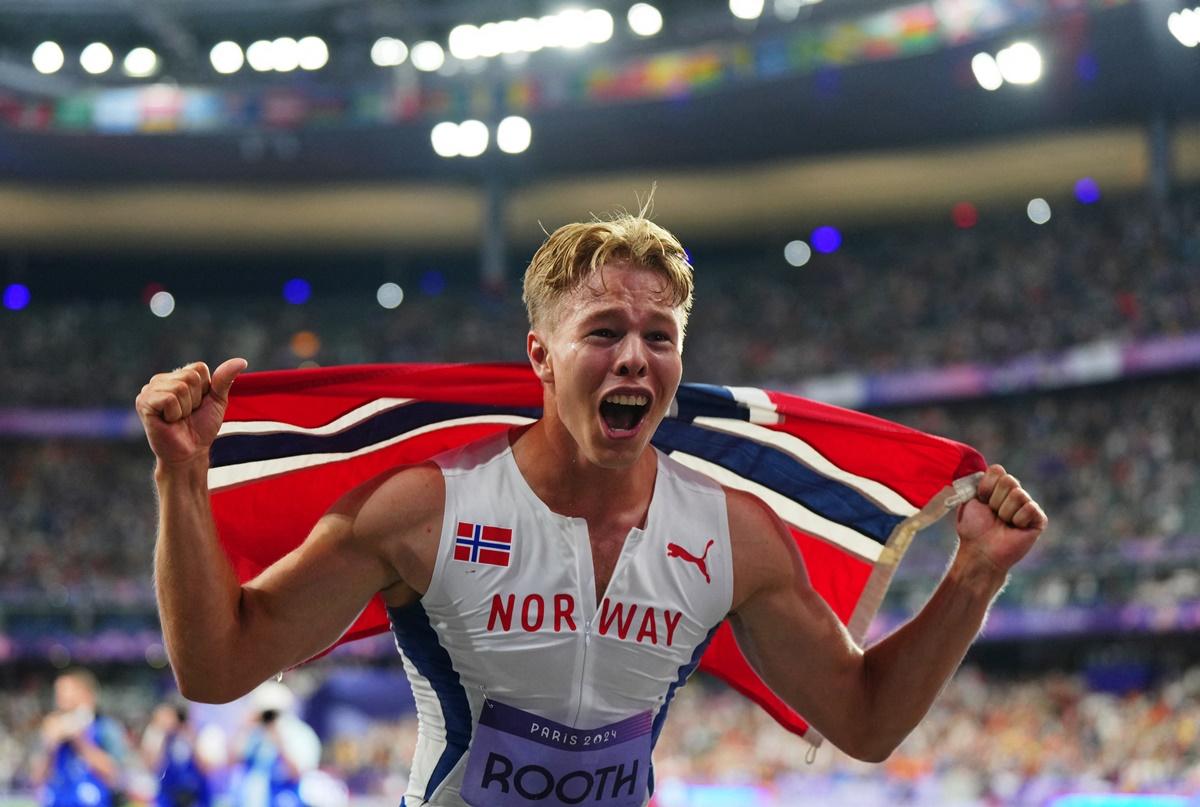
154;459;442;703
140;359;444;703
727;466;1044;762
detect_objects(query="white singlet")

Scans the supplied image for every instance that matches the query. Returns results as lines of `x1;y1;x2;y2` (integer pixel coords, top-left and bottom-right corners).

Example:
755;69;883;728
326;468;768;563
390;429;734;807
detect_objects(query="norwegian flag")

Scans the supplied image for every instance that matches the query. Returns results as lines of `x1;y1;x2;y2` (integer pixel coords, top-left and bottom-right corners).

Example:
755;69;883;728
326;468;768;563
207;363;984;746
454;522;513;567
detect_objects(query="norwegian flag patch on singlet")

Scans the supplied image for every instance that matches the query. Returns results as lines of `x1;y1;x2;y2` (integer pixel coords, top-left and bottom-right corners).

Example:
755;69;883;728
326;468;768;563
454;521;514;567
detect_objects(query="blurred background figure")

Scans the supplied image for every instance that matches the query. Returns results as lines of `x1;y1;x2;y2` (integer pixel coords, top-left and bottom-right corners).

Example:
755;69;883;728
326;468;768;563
140;703;211;807
32;669;128;807
229;683;320;807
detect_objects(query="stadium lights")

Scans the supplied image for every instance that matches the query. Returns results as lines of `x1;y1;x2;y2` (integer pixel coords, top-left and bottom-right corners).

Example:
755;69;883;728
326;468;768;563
149;291;176;318
1027;198;1051;225
972;42;1042;90
774;0;821;22
272;37;301;72
497;115;532;154
246;40;275;71
371;37;408;67
210;41;244;74
411;41;445;71
32;41;65;74
123;47;159;78
1168;8;1200;47
377;283;404;309
432;117;530;157
628;4;663;37
730;0;765;20
441;7;616;62
80;42;114;75
784;240;812;267
996;42;1042;84
298;36;329;70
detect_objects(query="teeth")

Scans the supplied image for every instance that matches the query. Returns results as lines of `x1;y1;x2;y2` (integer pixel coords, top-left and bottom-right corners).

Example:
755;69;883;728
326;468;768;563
604;393;648;406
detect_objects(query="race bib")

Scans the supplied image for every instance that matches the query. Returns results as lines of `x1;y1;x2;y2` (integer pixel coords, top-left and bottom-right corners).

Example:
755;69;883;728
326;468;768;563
461;700;652;806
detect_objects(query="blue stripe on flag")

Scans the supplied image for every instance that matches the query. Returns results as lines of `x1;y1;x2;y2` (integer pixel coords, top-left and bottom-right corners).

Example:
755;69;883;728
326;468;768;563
209;401;541;468
652;419;902;545
388;602;472;802
648;624;720;796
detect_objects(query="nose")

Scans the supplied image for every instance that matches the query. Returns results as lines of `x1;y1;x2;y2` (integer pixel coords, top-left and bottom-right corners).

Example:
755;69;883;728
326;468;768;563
615;336;648;378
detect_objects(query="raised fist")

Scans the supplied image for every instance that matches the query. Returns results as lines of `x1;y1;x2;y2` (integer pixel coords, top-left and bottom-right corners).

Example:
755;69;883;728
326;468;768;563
135;358;247;468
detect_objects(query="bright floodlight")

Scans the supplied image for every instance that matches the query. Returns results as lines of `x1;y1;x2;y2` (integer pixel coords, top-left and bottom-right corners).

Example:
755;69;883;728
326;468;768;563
377;282;405;309
32;41;65;74
515;18;542;52
272;37;301;72
730;0;766;20
537;14;565;49
1168;9;1200;47
123;47;158;78
477;22;503;58
457;119;489;157
784;240;812;268
246;40;275;71
1027;198;1052;225
210;41;244;74
298;36;329;70
149;291;176;318
996;41;1042;85
585;9;615;43
558;9;591;49
431;122;460;157
449;24;482;60
497;115;532;154
497;20;522;54
411;41;445;71
628;4;663;36
971;52;1003;91
371;37;407;67
80;42;114;75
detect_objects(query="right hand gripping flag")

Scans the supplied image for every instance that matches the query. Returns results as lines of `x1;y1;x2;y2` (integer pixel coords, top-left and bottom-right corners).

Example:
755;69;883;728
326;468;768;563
207;363;985;745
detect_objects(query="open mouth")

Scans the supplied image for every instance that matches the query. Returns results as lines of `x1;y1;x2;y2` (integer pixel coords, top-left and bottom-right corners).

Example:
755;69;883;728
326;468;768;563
599;393;650;434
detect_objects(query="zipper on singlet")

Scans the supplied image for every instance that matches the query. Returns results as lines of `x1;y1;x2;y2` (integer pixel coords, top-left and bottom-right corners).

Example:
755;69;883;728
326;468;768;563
570;618;591;727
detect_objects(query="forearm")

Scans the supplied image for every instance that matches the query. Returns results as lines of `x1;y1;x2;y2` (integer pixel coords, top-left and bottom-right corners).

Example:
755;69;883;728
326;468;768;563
856;548;1006;759
154;457;245;701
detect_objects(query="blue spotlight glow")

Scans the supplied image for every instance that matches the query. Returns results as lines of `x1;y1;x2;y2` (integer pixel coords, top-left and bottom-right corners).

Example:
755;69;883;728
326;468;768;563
283;278;311;305
811;226;842;254
3;283;30;310
1074;177;1101;204
420;270;447;296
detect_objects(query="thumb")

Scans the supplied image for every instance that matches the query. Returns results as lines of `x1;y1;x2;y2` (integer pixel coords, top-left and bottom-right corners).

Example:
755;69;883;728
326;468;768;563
210;358;249;402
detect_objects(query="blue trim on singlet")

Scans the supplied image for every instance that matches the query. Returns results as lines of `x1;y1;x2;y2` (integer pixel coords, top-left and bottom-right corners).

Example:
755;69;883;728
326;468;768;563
388;602;473;804
647;623;720;796
652;418;902;545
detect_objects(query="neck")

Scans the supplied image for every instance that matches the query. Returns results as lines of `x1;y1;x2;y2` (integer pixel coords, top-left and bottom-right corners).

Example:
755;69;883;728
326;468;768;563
510;419;657;523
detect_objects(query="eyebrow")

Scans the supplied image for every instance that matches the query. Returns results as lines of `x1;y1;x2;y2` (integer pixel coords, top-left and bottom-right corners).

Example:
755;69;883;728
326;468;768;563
579;307;679;328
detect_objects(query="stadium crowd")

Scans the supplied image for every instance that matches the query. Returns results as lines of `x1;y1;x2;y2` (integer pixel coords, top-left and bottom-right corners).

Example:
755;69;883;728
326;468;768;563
1;664;1199;806
0;190;1198;406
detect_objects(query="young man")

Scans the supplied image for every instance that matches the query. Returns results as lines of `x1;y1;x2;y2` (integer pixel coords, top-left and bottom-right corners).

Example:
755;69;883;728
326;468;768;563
137;213;1046;807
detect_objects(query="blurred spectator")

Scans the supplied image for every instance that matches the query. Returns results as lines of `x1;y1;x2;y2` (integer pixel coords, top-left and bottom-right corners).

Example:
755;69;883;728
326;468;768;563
32;669;129;807
229;682;320;807
141;703;211;807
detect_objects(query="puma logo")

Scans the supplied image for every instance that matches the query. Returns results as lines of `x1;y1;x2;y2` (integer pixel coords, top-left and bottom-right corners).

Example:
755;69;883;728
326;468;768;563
666;539;715;584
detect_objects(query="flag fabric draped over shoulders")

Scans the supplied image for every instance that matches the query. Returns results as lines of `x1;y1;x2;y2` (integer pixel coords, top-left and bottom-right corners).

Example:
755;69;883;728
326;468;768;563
208;362;985;745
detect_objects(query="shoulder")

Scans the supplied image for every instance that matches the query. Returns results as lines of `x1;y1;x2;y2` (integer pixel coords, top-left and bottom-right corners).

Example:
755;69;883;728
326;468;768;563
723;486;807;612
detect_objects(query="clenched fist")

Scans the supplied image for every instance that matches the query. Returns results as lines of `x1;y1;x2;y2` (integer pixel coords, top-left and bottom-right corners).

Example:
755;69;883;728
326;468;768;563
135;358;247;468
956;463;1048;575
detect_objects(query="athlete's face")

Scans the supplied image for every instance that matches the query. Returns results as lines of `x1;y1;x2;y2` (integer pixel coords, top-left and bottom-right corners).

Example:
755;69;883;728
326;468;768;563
529;261;683;469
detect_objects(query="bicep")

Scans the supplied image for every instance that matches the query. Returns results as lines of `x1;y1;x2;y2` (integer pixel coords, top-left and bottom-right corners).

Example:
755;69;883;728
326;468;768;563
233;464;443;682
726;489;868;745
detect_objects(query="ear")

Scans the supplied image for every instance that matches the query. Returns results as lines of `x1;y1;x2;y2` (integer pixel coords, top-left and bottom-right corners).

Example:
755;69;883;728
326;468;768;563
527;330;553;384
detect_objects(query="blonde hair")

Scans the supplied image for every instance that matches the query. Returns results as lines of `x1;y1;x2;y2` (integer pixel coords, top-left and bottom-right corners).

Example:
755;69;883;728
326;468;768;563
522;206;694;337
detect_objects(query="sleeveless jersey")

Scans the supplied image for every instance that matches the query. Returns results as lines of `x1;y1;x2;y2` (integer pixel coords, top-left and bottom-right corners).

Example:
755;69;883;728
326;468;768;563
389;430;734;807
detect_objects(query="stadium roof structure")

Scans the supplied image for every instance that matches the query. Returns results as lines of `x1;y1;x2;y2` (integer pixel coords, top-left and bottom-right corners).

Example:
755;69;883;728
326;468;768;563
0;0;1195;185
